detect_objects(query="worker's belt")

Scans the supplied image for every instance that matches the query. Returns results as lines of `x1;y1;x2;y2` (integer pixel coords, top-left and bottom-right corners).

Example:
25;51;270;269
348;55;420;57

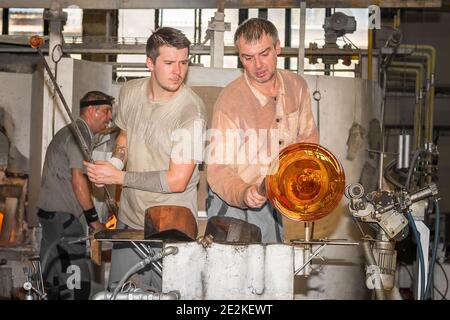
37;209;76;229
37;209;55;220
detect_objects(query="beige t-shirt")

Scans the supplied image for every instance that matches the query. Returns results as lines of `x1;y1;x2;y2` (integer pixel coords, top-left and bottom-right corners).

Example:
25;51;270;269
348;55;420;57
115;78;206;229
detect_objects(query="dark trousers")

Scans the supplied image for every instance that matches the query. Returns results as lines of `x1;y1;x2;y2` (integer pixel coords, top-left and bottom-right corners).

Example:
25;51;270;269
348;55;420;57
206;188;283;243
38;209;91;300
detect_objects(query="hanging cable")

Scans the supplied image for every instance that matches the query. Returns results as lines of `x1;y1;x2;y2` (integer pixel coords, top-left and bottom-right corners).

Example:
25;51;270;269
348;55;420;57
384;158;407;189
435;260;448;300
110;246;178;300
406;149;426;192
424;199;440;299
343;35;359;50
406;211;425;300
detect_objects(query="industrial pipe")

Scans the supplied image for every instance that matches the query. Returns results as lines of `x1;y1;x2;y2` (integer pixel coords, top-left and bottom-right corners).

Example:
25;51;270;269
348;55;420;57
362;240;386;300
110;246;178;300
387;67;420;156
401;46;436;184
396;133;411;170
378;69;388;190
400;45;436;147
377;27;403;190
368;29;373;81
391;62;424;150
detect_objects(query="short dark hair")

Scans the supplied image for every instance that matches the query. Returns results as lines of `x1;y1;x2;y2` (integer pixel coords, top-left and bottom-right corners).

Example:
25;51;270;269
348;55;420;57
79;90;114;111
146;27;191;62
234;18;279;47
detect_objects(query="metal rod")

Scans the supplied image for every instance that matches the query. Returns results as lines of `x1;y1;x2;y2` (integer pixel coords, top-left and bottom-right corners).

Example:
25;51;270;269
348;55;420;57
1;40;373;56
291;240;359;246
378;69;387;190
303;68;357;72
36;48;90;159
131;241;162;276
397;134;404;170
295;244;327;275
138;243;163;272
284;8;291;70
368;28;373;80
131;241;147;258
302;221;313;276
37;259;45;295
297;0;306;74
0;0;443;10
404;134;411;168
112;66;357;73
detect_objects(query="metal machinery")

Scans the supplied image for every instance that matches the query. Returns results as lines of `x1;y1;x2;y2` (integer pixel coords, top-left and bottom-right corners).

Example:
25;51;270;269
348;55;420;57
366;24;442;300
22;256;47;300
321;12;356;66
345;182;439;299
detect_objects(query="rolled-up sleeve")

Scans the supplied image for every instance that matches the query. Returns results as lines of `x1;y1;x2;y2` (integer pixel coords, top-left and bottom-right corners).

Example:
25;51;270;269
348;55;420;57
206;107;250;208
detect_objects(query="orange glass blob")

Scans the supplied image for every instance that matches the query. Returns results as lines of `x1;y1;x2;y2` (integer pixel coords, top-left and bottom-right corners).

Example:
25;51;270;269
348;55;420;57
105;214;117;230
266;143;345;221
29;35;44;49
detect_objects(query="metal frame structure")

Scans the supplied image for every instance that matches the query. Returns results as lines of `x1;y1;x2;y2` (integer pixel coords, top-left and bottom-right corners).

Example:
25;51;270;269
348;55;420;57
0;0;441;9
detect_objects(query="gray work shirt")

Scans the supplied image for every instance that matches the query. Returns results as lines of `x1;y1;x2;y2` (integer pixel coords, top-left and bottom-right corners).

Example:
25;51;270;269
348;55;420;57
37;119;93;218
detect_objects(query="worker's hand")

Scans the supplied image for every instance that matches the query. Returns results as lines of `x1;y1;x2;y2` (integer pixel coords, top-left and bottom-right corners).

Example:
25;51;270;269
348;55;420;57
244;184;267;208
84;160;125;187
89;220;106;233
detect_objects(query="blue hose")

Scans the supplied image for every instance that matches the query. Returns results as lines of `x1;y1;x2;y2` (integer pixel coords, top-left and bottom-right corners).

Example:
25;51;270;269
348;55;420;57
406;211;425;300
424;199;440;299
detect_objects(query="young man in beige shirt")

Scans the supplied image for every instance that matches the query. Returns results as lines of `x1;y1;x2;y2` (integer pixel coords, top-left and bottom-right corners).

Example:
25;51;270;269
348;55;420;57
85;27;206;291
206;18;319;243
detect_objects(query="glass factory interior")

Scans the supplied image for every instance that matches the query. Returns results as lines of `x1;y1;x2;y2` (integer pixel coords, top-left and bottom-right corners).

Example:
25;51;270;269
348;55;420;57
0;0;449;301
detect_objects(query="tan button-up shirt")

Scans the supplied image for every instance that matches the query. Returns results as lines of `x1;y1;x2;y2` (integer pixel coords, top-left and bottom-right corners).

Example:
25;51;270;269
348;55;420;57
207;69;319;208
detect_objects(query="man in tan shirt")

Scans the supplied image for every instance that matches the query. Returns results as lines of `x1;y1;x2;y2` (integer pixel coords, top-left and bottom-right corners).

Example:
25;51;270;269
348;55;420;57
85;27;206;291
207;18;319;243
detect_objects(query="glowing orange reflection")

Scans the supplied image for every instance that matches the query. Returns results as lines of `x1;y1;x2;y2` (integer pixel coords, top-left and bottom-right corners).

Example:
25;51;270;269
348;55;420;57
0;211;3;235
105;214;117;229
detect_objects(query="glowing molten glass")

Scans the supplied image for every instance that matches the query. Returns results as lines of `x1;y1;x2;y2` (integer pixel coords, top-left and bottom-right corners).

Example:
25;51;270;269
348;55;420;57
266;143;345;221
29;35;44;49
